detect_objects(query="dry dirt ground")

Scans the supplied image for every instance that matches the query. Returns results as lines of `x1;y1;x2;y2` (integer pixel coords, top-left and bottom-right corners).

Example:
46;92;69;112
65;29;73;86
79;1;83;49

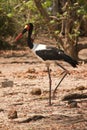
0;42;87;130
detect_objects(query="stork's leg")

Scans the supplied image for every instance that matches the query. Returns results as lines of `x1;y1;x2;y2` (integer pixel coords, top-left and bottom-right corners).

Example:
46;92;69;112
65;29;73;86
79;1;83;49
53;62;70;98
53;73;67;98
47;65;52;106
55;62;70;74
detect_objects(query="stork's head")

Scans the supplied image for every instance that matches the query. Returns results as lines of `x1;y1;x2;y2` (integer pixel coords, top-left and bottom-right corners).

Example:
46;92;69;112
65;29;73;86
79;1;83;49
15;23;33;41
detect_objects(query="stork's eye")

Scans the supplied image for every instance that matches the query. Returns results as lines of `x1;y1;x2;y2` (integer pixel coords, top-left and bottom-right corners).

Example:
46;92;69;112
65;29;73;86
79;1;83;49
24;25;29;30
24;25;28;29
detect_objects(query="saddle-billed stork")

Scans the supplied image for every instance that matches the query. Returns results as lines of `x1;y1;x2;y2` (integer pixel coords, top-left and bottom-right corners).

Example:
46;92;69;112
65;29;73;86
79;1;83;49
15;23;78;105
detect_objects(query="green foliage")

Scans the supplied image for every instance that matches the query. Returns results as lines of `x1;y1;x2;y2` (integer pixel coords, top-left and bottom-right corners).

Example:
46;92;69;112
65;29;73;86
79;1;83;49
0;8;16;36
0;40;16;50
62;0;87;37
0;0;20;37
0;0;87;49
42;0;52;13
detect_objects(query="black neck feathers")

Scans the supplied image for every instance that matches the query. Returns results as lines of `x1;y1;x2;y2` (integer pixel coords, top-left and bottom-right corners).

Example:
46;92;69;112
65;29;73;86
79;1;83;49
27;23;33;49
28;23;33;37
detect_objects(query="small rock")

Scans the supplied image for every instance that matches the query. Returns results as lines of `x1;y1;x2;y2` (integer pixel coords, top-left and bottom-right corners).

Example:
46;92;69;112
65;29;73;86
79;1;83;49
77;86;85;91
0;108;4;112
68;100;78;108
30;88;41;95
50;128;57;130
1;80;13;87
18;115;45;123
8;109;18;119
26;68;36;73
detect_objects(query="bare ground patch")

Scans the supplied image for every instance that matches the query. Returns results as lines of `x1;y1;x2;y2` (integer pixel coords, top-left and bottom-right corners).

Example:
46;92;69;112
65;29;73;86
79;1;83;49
0;49;87;130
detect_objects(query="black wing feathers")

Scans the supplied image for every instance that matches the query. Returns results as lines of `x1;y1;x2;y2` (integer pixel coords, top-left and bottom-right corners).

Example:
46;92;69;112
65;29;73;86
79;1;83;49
36;48;78;67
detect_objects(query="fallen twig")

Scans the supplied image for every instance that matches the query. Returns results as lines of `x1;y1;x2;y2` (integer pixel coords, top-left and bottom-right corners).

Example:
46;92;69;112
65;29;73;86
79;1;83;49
62;93;87;101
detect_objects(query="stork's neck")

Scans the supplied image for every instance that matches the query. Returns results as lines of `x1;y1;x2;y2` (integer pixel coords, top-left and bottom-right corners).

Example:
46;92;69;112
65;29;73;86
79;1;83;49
27;24;33;49
27;30;33;49
27;37;33;49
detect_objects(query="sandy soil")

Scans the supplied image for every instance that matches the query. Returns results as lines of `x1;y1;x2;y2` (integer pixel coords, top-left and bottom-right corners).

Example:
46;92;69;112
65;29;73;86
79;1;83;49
0;47;87;130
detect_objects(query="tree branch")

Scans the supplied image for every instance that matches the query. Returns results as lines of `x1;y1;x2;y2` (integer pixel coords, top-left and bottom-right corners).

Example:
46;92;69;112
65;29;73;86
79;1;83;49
77;43;87;52
33;0;65;49
33;0;50;22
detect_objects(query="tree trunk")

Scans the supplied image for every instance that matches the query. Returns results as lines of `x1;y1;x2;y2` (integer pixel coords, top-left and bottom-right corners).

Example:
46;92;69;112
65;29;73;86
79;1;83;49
33;0;87;61
53;0;59;15
33;0;50;23
64;37;78;60
34;0;65;49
